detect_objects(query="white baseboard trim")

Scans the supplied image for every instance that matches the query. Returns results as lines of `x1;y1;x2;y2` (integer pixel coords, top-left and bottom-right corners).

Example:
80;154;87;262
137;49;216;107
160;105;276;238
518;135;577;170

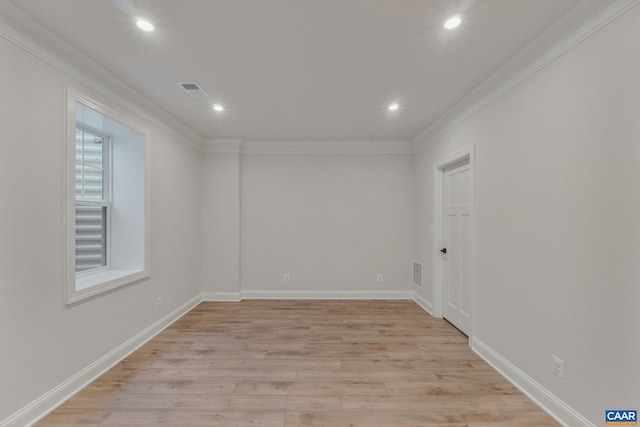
471;337;594;427
0;294;202;427
201;291;242;301
241;290;412;300
411;291;436;317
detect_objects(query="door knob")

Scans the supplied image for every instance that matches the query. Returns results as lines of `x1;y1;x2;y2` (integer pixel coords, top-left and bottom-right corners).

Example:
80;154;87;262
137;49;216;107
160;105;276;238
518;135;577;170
440;248;447;254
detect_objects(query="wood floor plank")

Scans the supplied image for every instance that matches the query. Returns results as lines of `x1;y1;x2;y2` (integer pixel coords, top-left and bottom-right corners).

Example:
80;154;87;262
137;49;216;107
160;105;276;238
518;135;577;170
101;410;167;425
284;411;464;427
113;379;238;395
176;394;341;412
164;410;285;427
383;381;519;396
35;408;112;426
36;300;559;426
232;379;387;396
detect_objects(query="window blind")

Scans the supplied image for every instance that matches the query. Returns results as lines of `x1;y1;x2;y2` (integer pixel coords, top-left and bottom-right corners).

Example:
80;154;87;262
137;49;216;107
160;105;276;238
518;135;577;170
75;128;108;272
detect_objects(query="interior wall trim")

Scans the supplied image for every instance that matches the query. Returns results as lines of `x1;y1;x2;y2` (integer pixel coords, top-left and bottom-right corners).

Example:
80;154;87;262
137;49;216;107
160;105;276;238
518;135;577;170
1;292;597;426
472;337;595;427
0;295;202;427
201;291;243;301
411;0;640;152
411;291;435;317
202;139;244;153
241;290;413;300
4;0;635;154
203;139;415;154
0;2;204;151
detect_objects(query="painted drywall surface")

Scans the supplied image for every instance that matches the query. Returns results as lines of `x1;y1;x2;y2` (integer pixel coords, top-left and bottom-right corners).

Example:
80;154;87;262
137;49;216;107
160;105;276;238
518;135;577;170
201;152;241;294
412;147;435;305
150;131;202;308
241;153;413;293
413;4;640;423
0;36;202;420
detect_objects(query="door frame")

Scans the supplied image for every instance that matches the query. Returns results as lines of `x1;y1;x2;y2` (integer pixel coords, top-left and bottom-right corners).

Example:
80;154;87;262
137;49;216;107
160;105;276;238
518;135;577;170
432;144;476;339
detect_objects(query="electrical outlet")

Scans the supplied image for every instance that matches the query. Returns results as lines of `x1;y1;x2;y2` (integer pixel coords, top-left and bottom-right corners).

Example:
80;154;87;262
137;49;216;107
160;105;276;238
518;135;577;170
376;274;383;282
156;296;162;309
283;273;290;282
552;355;564;379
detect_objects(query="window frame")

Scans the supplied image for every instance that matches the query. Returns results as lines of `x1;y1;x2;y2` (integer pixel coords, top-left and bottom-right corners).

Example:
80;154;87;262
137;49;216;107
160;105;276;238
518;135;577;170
64;87;151;305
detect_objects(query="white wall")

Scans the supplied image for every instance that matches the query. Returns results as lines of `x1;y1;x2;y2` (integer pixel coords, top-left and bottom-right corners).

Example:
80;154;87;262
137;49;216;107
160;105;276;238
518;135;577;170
0;33;202;422
240;153;413;295
201;152;241;295
413;4;640;424
4;2;639;425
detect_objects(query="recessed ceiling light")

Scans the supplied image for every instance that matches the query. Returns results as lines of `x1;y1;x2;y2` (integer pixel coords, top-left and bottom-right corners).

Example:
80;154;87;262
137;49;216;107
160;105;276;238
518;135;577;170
213;104;224;112
388;103;399;111
444;16;462;30
135;19;155;32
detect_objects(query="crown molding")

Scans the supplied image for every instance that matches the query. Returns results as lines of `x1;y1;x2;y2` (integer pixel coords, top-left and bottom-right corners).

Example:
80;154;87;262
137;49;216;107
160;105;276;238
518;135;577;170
0;1;205;151
4;0;633;155
202;139;243;153
203;139;414;154
240;140;414;154
411;0;640;152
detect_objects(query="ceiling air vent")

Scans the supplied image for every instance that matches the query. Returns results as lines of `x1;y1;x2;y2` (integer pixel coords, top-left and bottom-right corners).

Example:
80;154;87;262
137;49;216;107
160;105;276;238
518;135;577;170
178;82;208;98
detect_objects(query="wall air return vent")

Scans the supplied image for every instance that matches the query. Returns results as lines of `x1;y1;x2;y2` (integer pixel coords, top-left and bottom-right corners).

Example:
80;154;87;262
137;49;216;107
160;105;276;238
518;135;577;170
178;82;208;98
413;262;423;288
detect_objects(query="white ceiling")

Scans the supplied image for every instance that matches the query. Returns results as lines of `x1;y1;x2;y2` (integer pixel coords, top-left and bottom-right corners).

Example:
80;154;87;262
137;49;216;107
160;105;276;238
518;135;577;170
6;0;601;142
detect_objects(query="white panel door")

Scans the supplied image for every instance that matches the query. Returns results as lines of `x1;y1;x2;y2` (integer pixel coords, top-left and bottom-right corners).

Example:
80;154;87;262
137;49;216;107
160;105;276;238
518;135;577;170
442;161;471;335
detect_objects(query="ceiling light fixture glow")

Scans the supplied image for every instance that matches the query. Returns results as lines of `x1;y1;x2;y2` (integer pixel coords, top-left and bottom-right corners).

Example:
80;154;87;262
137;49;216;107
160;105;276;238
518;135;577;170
213;104;224;112
136;19;155;32
444;16;462;30
388;103;399;111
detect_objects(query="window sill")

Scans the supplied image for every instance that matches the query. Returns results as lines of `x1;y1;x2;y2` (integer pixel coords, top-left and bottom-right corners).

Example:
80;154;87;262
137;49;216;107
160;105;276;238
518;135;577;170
68;268;149;305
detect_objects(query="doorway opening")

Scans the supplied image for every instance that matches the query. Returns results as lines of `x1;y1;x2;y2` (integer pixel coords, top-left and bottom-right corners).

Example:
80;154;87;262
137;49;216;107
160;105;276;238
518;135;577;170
432;145;475;339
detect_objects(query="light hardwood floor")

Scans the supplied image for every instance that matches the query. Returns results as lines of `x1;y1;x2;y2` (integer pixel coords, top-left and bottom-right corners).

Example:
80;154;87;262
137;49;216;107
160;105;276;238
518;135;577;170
37;300;559;426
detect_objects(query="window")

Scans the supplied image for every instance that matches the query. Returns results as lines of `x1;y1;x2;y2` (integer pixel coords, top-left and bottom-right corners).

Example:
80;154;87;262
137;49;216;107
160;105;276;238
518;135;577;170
65;88;150;304
75;126;110;273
